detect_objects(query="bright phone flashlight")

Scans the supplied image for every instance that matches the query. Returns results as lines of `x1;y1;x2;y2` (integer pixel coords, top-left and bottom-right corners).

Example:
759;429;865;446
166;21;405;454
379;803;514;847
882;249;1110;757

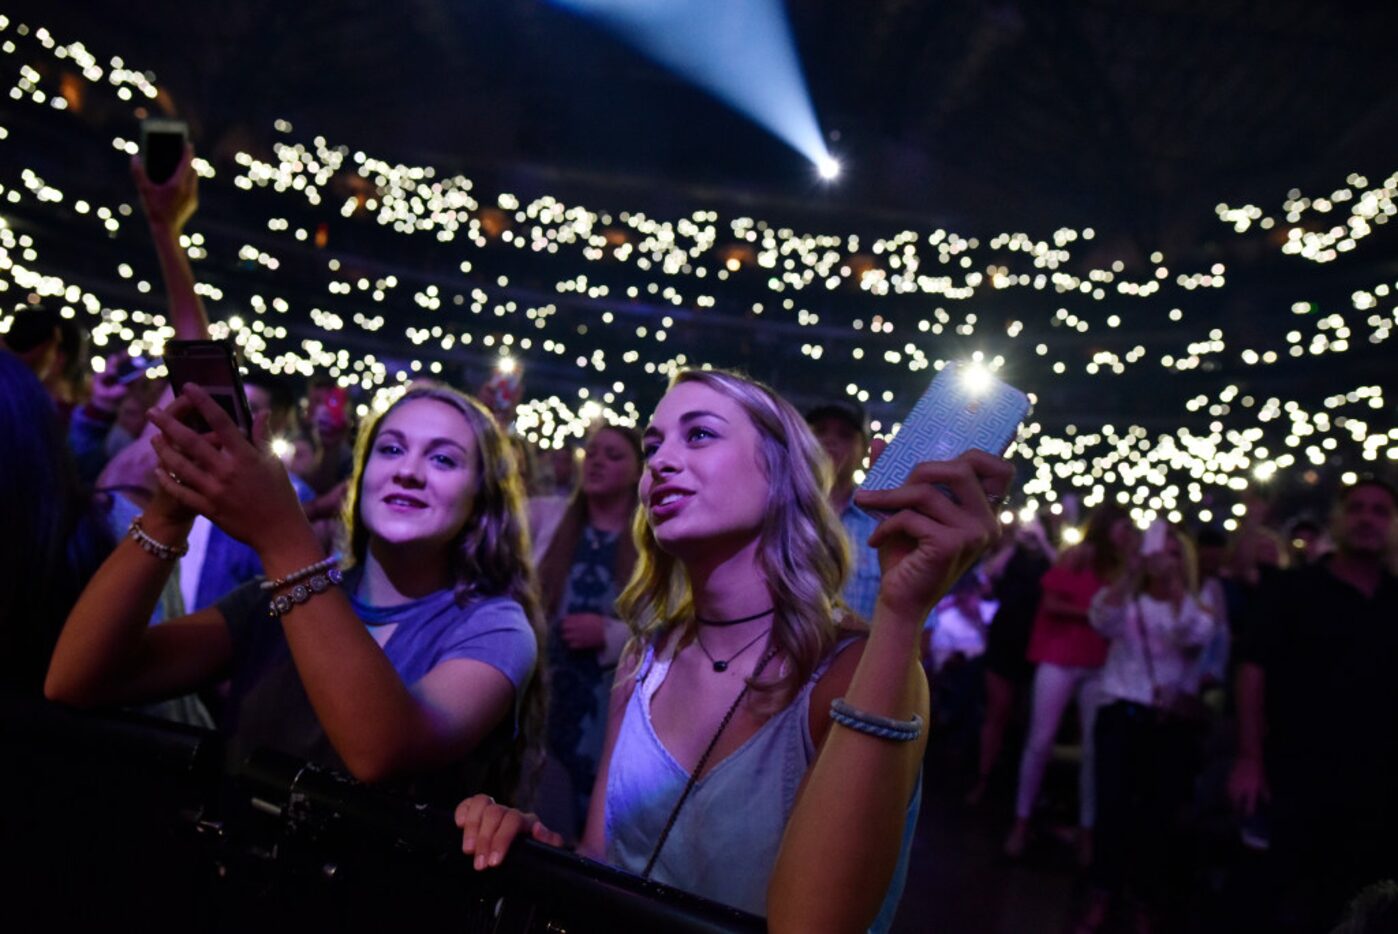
961;361;993;395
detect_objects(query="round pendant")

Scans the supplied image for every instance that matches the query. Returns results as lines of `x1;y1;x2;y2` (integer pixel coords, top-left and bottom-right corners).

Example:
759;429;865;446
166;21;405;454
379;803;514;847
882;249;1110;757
713;661;728;673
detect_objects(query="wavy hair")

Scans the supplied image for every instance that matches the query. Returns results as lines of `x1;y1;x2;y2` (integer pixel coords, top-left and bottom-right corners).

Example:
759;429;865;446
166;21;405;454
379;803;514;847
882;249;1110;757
617;369;852;711
342;382;547;803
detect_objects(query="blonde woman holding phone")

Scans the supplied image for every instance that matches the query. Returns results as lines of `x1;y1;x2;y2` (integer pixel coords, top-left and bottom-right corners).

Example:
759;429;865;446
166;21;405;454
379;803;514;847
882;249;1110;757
456;368;1011;931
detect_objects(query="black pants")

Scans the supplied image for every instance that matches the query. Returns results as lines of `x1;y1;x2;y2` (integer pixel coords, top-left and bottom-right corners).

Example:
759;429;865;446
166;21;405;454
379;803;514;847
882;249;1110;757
1091;700;1200;904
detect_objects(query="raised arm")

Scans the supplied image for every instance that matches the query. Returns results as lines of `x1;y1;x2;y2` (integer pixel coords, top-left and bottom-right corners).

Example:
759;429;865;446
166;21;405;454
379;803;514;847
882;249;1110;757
92;143;209;501
768;449;1011;932
132;144;208;340
146;387;515;783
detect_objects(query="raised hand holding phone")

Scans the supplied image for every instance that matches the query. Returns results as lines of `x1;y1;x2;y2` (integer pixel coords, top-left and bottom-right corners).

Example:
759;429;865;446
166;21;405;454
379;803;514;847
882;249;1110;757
139;118;188;185
859;362;1030;514
162;339;254;439
852;362;1025;621
148;384;303;554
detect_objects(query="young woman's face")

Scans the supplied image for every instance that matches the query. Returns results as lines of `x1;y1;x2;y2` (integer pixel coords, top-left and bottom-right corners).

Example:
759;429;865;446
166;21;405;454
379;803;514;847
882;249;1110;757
640;381;770;558
581;427;641;500
360;398;478;551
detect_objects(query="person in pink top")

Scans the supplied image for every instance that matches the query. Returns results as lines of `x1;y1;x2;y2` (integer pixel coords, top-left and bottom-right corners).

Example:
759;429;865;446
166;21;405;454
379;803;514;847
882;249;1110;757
1005;504;1137;862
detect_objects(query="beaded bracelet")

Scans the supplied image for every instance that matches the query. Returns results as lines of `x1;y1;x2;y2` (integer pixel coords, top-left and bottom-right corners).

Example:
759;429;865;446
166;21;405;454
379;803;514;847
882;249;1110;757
829;697;924;742
260;554;341;592
127;516;189;561
268;568;344;618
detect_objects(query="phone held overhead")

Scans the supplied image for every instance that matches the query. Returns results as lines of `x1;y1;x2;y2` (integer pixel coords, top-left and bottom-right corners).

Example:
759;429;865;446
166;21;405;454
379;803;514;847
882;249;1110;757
139;118;188;184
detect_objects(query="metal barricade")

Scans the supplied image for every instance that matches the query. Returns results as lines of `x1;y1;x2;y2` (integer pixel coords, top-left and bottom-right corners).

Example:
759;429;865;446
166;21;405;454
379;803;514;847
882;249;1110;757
0;696;765;934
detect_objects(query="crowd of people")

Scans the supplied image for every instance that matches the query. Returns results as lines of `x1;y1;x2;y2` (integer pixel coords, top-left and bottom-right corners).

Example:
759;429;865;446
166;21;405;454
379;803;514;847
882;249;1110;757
3;145;1396;934
917;470;1397;931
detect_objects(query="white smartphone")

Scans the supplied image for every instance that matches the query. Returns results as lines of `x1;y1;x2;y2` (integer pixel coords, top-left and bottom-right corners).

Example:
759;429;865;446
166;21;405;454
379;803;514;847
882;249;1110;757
859;362;1031;512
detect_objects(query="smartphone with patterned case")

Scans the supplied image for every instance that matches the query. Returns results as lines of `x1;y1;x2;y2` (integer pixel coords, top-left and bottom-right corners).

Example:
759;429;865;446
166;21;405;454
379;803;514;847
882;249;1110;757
858;362;1030;514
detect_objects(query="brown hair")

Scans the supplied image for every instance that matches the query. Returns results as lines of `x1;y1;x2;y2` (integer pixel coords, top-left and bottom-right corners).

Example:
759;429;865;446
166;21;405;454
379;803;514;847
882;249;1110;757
342;382;547;802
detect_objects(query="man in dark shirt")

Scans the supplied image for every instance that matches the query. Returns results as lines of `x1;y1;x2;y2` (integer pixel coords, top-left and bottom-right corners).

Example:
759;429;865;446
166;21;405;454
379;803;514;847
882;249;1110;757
1230;479;1398;931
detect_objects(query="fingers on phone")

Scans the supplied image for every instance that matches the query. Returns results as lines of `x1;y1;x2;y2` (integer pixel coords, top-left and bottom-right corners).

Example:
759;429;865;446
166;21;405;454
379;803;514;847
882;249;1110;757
183;383;246;446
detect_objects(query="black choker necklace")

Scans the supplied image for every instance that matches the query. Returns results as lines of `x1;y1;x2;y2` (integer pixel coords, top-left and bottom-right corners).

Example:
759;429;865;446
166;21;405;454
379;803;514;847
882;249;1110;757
693;607;775;628
696;627;771;673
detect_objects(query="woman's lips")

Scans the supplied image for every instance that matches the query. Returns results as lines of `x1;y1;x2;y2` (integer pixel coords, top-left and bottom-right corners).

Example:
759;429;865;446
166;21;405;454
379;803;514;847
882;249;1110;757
649;489;693;521
383;494;428;510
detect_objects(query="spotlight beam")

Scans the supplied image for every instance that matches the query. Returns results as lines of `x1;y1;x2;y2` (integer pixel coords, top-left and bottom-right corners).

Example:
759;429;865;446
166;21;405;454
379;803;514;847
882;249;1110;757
554;0;834;170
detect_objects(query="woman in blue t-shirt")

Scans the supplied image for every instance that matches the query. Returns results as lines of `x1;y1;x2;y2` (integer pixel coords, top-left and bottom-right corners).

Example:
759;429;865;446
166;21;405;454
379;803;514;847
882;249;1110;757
456;368;1011;931
47;382;544;802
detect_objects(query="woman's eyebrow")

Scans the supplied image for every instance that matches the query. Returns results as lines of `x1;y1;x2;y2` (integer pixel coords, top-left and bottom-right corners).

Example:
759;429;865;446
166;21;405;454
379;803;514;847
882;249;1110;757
425;437;470;455
679;410;729;424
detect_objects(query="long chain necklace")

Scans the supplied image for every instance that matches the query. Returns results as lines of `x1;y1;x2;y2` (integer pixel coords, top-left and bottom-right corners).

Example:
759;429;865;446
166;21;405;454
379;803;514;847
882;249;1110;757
642;649;778;878
695;626;771;673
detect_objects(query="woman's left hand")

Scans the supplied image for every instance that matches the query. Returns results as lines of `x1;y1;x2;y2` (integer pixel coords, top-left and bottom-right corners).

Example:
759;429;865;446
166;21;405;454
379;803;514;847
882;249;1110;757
854;447;1013;624
147;384;307;553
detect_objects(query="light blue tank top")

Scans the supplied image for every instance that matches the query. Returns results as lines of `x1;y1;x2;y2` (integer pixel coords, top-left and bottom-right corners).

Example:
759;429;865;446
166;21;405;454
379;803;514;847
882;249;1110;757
605;639;919;931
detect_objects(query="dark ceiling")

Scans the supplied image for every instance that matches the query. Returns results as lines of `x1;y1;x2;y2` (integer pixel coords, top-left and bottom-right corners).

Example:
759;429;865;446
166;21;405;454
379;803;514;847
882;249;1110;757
16;0;1398;247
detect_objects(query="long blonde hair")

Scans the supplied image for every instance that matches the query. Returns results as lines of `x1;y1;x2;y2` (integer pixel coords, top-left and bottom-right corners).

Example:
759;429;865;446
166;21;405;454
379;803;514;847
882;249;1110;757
343;382;547;802
617;369;852;709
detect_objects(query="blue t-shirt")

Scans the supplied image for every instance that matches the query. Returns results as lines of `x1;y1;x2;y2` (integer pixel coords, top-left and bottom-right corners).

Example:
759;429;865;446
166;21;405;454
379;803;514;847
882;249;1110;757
215;575;537;803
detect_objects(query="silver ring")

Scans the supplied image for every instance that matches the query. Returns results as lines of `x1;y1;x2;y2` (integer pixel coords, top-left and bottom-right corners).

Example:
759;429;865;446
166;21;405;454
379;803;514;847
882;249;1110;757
167;470;184;486
986;493;1005;506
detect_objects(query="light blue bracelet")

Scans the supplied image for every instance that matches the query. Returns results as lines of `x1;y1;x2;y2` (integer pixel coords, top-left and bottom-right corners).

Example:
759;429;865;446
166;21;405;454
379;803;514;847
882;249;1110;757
830;698;924;742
